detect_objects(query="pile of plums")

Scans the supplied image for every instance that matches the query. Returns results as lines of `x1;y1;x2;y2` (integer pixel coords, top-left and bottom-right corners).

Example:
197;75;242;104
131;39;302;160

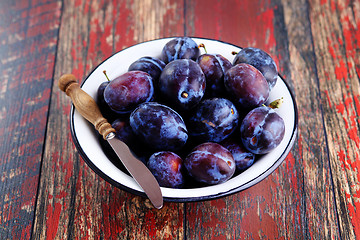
97;37;285;189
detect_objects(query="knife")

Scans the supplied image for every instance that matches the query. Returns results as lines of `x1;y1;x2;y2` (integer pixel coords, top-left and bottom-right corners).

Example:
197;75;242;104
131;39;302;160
59;74;163;209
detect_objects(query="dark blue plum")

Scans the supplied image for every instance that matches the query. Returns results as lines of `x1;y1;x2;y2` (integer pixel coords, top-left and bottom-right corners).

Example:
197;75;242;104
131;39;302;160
104;71;154;114
129;102;188;151
112;119;153;164
188;98;239;143
147;151;184;188
224;63;269;109
128;56;166;83
197;53;232;97
233;47;278;90
160;37;200;63
184;142;235;185
97;81;121;122
111;119;135;144
240;106;285;154
221;138;255;171
159;59;206;111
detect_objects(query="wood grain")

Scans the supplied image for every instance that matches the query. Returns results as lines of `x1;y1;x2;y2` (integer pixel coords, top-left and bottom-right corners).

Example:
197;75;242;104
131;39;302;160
184;0;339;239
308;0;360;239
0;1;62;239
32;0;185;239
1;0;359;239
281;0;341;238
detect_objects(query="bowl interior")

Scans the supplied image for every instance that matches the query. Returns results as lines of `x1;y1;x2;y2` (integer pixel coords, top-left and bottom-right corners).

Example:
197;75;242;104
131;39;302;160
70;37;298;202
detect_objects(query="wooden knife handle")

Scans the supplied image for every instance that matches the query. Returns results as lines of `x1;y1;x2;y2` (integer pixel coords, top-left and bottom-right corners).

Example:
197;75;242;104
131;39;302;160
59;74;115;139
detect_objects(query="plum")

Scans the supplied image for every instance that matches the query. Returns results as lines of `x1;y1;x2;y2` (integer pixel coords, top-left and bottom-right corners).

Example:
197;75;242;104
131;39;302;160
111;119;136;145
224;63;269;109
188;98;239;143
129;102;188;151
159;59;206;111
104;71;154;114
160;37;200;63
128;56;166;83
197;53;232;97
240;106;285;154
233;47;278;89
147;151;184;188
96;81;121;122
184;142;235;185
221;138;255;171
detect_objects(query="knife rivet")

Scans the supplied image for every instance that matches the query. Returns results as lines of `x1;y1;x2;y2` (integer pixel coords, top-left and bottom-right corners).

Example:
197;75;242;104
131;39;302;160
106;132;116;140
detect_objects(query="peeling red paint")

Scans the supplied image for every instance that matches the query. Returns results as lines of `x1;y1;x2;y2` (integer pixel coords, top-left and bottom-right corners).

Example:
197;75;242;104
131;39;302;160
350;111;357;127
347;199;360;239
338;149;350;170
56;190;68;200
114;0;135;52
72;61;85;82
344;95;353;114
334;59;348;83
100;21;113;58
188;0;277;53
348;127;360;148
335;102;345;115
238;183;284;239
320;0;327;5
354;95;360;118
324;90;332;108
75;0;82;8
343;117;349;129
21;224;32;240
46;202;62;240
286;152;299;197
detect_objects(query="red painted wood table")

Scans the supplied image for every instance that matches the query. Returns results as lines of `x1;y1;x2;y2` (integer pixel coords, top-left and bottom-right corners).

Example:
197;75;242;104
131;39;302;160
1;0;360;239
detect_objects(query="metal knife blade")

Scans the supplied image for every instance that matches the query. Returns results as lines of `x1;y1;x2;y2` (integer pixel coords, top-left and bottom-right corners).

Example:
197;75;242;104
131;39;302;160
107;133;163;209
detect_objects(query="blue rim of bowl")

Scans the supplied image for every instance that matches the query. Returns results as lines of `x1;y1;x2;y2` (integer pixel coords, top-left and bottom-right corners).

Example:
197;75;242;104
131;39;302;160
69;37;299;203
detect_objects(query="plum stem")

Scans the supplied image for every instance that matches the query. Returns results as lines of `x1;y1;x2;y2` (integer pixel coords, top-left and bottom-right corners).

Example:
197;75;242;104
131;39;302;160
231;51;238;55
103;70;110;82
198;43;207;53
181;91;189;98
269;97;284;109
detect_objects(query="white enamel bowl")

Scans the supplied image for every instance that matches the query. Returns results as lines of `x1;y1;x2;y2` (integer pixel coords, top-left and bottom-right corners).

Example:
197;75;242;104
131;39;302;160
70;37;298;202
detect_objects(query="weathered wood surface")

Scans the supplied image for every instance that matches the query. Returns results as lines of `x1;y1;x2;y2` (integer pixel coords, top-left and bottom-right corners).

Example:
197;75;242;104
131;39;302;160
0;0;359;239
309;0;360;239
0;1;62;239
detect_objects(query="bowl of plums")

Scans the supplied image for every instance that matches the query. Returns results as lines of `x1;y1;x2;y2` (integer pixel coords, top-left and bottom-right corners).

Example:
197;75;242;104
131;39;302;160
70;37;298;202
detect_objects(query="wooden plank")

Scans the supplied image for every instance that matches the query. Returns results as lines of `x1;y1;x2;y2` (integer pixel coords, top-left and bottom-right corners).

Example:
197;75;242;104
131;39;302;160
0;0;62;239
280;0;341;238
32;0;185;239
308;0;360;239
184;0;340;239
